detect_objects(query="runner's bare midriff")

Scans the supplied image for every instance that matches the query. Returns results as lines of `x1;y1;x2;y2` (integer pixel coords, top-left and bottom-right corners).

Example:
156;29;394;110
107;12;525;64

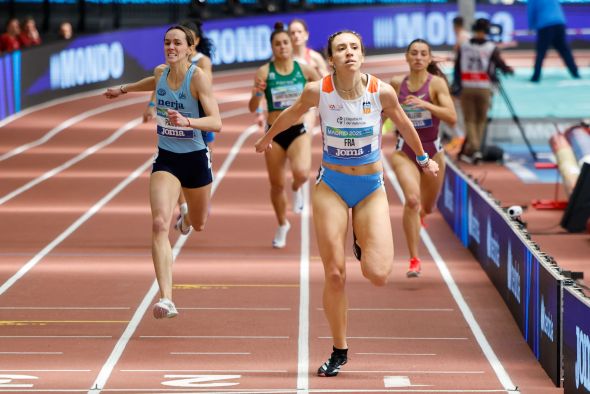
323;160;382;175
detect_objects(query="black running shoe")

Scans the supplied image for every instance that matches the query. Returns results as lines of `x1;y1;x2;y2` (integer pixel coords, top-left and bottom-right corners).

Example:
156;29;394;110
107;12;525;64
317;349;348;377
352;232;361;261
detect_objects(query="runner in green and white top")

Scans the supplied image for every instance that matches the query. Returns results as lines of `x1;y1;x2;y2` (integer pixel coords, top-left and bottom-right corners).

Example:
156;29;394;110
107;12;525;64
248;22;320;249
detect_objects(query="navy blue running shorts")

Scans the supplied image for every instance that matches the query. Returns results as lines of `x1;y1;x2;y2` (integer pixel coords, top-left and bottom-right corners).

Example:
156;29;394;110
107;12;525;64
152;147;212;188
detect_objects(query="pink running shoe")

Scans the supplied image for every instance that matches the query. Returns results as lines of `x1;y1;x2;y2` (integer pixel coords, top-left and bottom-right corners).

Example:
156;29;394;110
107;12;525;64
406;257;421;278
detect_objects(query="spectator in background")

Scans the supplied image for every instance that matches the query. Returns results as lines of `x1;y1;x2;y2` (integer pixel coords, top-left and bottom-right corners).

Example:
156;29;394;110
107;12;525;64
528;0;580;82
18;16;41;48
58;21;73;40
454;18;513;163
0;18;21;53
452;16;471;53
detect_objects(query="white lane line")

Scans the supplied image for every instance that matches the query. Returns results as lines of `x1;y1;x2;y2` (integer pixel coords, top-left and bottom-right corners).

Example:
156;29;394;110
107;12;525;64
0;158;153;298
140;336;289;339
178;307;290;311
0;97;146;162
382;157;519;393
0;117;142;205
0;105;250;206
0;369;90;372
349;308;452;311
356;353;436;356
0;336;111;338
170;352;251;355
120;369;287;373
0;352;63;355
297;180;311;394
87;124;259;394
0;106;251;297
319;336;467;340
0;307;129;310
0;389;515;393
341;370;484;374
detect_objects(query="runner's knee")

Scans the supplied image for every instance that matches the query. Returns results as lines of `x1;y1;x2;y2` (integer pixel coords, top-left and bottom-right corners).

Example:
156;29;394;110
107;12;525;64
405;194;421;211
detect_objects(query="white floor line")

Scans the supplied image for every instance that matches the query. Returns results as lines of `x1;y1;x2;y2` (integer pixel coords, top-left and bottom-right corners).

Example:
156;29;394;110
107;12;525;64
381;157;520;393
0;107;249;206
318;336;467;340
0;117;142;205
178;307;290;311
120;369;287;373
0;352;63;355
139;336;289;339
170;352;251;355
297;181;311;393
0;307;129;310
340;370;484;374
0;158;153;298
350;308;453;311
0;336;112;339
0;97;146;162
87;124;258;394
356;353;436;356
0;369;90;372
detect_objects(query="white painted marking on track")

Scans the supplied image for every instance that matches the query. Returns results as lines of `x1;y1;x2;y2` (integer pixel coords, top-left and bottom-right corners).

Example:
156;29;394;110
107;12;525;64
171;352;250;355
87;124;259;394
357;353;436;356
0;118;143;205
382;157;520;393
140;336;289;339
0;336;111;339
0;307;129;310
122;370;286;373
0;352;63;355
341;370;484;374
297;181;311;393
383;376;413;388
319;336;467;340
179;307;290;311
349;308;452;311
0;158;153;298
0;97;146;162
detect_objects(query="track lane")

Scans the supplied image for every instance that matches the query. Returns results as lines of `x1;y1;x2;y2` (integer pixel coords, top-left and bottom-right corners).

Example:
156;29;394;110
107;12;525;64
0;54;566;393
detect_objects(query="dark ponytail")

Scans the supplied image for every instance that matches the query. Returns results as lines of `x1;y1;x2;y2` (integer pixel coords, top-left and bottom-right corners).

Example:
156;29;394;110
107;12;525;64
270;21;288;43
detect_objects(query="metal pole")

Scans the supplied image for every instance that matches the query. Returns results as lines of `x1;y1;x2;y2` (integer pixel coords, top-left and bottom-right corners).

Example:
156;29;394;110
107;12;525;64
458;0;475;32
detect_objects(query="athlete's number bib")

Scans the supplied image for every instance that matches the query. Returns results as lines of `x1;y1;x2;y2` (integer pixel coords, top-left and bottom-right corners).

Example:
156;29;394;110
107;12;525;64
402;105;433;129
156;108;194;139
271;83;304;110
324;126;376;159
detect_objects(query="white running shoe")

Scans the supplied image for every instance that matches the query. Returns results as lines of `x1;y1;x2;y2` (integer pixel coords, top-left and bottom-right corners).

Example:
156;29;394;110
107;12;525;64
153;298;178;319
293;188;304;214
272;221;291;249
174;204;192;235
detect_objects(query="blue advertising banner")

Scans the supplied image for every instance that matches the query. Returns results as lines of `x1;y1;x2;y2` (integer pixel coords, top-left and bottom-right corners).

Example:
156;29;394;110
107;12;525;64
439;158;562;387
4;3;590;120
564;286;590;393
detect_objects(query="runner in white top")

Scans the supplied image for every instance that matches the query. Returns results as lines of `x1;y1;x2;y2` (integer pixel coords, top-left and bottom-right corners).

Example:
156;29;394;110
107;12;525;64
255;30;438;377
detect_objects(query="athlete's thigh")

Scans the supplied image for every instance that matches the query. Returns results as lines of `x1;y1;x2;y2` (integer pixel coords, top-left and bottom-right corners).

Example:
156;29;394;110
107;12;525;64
264;144;288;186
312;181;349;271
420;151;446;211
286;132;311;175
183;183;212;222
150;171;182;222
391;151;421;200
352;187;393;268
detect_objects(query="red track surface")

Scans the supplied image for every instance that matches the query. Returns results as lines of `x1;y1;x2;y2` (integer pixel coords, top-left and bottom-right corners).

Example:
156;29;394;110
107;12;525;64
0;54;564;393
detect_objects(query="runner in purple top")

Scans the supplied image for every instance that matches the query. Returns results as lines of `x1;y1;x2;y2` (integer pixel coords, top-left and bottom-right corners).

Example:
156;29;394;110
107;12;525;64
390;38;457;278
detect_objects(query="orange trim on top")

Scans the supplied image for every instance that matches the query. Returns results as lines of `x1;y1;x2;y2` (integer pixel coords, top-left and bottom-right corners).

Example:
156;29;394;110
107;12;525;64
322;75;334;93
367;75;379;93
